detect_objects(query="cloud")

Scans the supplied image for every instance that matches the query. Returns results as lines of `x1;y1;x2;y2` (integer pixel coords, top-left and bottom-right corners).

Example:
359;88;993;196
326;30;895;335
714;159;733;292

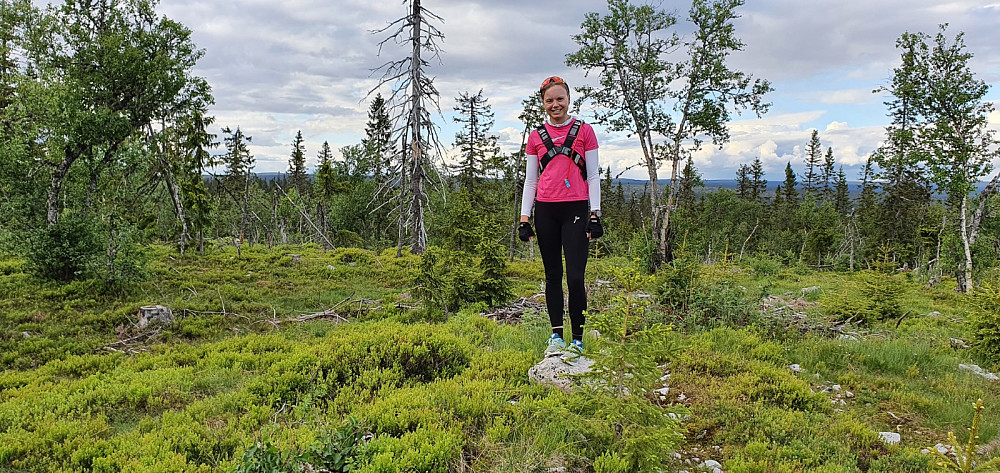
148;0;999;178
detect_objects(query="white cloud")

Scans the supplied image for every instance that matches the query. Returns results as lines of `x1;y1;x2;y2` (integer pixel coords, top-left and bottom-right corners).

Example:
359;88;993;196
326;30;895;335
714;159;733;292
149;0;999;178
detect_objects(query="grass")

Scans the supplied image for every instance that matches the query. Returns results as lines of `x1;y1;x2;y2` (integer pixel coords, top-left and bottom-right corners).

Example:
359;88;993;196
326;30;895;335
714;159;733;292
0;244;998;472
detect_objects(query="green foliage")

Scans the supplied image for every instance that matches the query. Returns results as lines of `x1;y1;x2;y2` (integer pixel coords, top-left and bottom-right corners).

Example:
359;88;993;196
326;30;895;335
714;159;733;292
413;243;512;314
971;275;1000;364
576;260;685;471
305;418;366;472
931;399;1000;473
229;441;297;473
27;214;103;281
823;270;904;324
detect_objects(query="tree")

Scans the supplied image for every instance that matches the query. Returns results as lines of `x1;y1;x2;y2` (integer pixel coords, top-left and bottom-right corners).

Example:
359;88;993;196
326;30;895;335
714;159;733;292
822;147;836;200
220;126;254;245
451;89;499;193
781;162;798;205
569;0;770;266
24;0;207;226
749;157;767;202
566;0;678;264
361;93;395;182
314;141;339;201
884;25;1000;292
803;129;823;197
677;156;702;210
372;0;446;255
735;163;751;200
288;130;308;195
833;166;850;216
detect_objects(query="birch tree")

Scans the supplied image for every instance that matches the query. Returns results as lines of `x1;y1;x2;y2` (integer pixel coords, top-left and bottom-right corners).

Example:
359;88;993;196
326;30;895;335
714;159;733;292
566;0;678;265
568;0;770;266
883;25;1000;292
371;0;445;256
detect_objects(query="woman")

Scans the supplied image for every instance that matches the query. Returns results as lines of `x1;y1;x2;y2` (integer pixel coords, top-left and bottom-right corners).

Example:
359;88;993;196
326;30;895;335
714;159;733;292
518;76;603;353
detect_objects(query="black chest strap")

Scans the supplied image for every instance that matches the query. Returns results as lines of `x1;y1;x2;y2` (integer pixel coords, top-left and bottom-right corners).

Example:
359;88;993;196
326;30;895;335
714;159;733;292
536;119;587;181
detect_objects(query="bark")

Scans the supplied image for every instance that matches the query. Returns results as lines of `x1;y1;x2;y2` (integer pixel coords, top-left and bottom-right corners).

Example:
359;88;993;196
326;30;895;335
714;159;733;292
959;195;974;293
407;0;427;255
46;149;81;225
157;155;188;256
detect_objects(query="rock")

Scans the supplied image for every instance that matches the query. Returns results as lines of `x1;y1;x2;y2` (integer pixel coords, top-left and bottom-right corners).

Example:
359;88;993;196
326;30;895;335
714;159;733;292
326;264;336;271
21;331;32;339
921;448;930;455
789;363;801;373
845;391;855;398
137;305;174;329
959;364;1000;381
832;384;841;391
702;459;722;469
879;432;901;445
800;286;821;295
654;387;669;395
528;354;595;392
935;443;949;455
950;338;970;349
838;334;859;341
288;254;301;262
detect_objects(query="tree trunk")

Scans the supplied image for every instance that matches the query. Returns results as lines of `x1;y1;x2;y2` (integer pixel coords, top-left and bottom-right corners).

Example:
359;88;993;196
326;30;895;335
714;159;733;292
46;151;81;225
959;195;974;293
157;156;188;256
407;0;427;255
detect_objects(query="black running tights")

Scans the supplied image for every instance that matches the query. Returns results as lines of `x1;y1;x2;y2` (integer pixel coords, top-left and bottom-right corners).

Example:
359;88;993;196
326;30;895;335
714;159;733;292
534;200;589;341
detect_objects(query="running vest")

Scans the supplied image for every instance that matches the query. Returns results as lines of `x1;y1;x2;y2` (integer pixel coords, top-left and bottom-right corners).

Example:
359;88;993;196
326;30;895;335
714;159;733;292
536;119;587;184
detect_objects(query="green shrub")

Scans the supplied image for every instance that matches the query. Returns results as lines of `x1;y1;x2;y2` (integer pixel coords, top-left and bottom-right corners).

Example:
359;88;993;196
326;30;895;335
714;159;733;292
823;270;904;325
683;279;763;330
228;440;297;473
305;418;366;472
27;214;103;281
972;276;1000;365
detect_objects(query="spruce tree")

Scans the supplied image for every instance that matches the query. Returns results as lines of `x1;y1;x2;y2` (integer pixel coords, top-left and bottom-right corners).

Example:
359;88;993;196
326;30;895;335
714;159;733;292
782;162;798;204
361;94;394;182
749;157;767;202
735;163;751;200
288;130;308;195
803;129;822;196
833;166;850;216
451;89;499;194
822;147;835;201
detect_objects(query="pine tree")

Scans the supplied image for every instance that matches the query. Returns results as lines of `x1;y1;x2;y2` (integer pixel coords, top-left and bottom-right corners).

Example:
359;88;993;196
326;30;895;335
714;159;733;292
288;130;308;195
803;129;822;196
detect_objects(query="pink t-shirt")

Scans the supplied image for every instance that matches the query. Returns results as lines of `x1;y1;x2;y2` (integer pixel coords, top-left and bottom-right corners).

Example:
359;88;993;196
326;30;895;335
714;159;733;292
526;119;599;202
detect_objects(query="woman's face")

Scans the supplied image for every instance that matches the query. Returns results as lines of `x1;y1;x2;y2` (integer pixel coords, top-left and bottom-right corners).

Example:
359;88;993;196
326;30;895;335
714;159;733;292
542;85;570;124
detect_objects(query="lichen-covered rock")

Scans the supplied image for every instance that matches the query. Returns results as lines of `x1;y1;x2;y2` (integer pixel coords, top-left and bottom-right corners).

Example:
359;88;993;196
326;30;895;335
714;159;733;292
527;352;595;392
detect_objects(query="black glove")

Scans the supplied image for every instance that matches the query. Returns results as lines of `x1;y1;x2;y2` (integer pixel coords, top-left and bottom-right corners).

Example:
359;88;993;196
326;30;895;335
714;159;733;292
587;214;603;240
518;222;535;242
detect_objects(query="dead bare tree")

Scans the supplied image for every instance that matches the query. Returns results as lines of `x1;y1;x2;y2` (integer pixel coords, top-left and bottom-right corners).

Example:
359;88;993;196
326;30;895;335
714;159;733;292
370;0;446;256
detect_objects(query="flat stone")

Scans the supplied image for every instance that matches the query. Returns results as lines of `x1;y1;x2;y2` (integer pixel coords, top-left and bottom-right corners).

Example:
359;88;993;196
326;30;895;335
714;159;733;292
959;364;1000;381
879;432;901;445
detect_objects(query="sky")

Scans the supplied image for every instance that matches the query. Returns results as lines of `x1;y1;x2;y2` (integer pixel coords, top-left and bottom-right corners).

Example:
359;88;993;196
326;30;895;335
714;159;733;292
149;0;1000;181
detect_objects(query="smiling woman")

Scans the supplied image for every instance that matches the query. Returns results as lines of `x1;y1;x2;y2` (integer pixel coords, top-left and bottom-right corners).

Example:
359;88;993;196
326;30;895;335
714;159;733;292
518;75;603;354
